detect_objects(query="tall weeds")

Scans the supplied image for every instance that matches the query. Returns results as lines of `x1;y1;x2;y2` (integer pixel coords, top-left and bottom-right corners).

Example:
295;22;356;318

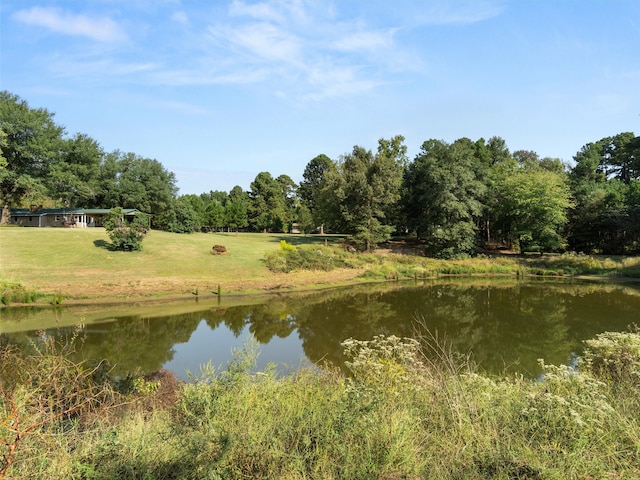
2;330;640;479
0;332;118;479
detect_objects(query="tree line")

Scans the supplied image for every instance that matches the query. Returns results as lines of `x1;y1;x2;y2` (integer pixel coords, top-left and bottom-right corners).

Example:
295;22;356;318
1;91;639;256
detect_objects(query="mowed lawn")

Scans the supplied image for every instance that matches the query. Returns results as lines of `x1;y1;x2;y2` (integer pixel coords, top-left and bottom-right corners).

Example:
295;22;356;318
0;228;358;298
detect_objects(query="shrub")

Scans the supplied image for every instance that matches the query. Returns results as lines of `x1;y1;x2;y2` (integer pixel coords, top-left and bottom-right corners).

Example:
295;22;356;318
279;240;296;251
265;245;351;273
582;331;640;389
0;335;117;478
0;281;39;305
103;207;148;251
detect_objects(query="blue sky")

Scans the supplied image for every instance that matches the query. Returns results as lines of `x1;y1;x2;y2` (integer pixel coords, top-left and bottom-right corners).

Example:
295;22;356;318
2;1;639;195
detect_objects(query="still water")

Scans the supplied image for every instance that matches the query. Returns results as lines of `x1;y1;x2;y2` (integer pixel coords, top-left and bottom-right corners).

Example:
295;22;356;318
1;278;639;379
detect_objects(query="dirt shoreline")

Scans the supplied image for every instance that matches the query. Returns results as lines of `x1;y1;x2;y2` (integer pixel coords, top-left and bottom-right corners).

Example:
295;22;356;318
2;268;371;307
5;270;638;309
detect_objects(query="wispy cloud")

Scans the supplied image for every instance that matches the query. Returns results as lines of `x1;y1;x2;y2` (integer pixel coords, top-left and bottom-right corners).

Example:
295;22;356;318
304;64;381;101
151;100;210;115
402;0;506;26
214;22;303;63
171;11;189;26
49;56;157;79
229;0;286;23
229;0;307;24
13;7;128;43
12;1;503;102
332;30;395;52
148;67;268;86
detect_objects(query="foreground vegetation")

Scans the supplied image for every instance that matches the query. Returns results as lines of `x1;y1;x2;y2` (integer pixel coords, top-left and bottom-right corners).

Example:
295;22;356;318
2;329;640;479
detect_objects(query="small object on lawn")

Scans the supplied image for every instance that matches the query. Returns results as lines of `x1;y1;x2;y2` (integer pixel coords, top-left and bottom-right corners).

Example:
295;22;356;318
211;244;227;255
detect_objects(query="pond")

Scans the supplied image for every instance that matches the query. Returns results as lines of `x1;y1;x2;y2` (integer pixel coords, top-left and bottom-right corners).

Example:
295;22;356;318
1;277;639;379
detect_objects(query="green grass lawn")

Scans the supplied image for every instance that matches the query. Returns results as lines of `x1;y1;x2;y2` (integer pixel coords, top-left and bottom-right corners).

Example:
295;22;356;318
3;227;640;302
0;227;354;299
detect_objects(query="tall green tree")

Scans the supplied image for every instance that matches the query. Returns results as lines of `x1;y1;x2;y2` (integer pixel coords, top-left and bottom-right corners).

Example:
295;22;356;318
296;204;315;235
299;154;338;233
333;136;405;250
225;185;249;234
204;199;226;231
0;91;65;223
0;129;8;171
165;197;200;233
494;164;572;252
473;136;511;245
179;194;207;228
249;172;288;232
568;132;640;253
403;138;486;257
95;151;177;227
276;174;299;231
568;179;628;254
47;133;103;208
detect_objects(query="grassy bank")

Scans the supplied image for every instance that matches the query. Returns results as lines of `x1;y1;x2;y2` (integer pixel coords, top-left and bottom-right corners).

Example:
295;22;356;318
0;228;360;300
2;227;640;302
2;331;639;479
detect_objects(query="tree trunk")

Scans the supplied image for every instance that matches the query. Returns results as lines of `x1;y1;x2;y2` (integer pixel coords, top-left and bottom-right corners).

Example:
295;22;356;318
1;203;10;225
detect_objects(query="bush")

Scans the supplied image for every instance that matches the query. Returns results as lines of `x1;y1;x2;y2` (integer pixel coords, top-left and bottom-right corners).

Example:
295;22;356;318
582;330;640;388
104;207;148;251
0;335;117;478
265;245;351;273
0;281;39;305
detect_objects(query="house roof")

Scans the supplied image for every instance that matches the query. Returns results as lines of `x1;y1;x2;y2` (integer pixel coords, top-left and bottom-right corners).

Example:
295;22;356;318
10;208;147;216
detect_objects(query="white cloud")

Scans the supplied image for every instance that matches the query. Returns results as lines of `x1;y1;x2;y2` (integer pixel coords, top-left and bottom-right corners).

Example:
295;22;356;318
304;64;381;101
49;56;157;78
152;100;210;115
13;7;127;43
229;0;285;23
394;0;505;26
228;0;306;24
332;30;395;52
148;67;268;86
171;11;189;26
209;22;302;64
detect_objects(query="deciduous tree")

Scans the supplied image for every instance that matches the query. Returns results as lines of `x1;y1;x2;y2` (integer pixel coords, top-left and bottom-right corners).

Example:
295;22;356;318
299;154;339;233
495;164;572;252
95;151;177;227
0;91;65;223
403;138;486;257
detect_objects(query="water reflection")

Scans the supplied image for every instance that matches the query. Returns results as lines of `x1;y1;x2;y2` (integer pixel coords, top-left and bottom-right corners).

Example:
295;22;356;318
1;279;638;379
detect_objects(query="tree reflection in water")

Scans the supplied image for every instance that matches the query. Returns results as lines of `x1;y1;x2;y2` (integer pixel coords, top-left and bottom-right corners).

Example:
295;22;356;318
2;279;639;379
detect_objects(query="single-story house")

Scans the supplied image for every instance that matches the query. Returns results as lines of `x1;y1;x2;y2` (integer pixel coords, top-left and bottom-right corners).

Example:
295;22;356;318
9;207;148;228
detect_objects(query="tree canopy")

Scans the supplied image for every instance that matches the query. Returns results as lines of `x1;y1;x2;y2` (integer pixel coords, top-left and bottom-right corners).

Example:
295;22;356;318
3;90;639;256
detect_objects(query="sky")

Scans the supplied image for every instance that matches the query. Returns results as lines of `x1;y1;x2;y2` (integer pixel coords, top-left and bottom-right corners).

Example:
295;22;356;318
2;0;639;195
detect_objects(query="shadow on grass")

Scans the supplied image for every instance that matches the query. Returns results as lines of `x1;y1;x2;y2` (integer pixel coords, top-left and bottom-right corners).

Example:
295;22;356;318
269;234;348;247
93;239;114;251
